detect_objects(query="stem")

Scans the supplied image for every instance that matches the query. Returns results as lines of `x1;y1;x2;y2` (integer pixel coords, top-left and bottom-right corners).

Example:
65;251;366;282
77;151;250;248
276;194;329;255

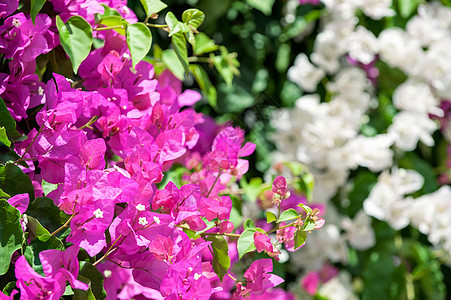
227;272;238;282
145;23;168;28
187;57;212;63
266;222;297;235
93;235;123;266
93;25;124;31
79;115;99;129
51;213;76;236
16;124;45;163
200;232;240;238
206;168;222;198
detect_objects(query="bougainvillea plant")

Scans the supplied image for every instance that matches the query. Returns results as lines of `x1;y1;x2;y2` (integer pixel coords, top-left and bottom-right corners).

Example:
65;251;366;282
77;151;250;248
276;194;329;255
0;0;320;299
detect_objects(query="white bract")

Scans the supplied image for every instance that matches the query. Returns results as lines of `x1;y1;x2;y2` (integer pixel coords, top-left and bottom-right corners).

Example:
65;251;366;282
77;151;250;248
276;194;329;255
288;53;325;92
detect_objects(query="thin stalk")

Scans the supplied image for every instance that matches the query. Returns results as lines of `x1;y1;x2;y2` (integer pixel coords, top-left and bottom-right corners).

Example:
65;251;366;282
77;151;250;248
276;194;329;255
206;168;222;197
79;115;99;129
93;234;123;266
200;232;240;238
51;213;76;236
16;124;45;163
266;222;297;235
187;57;212;63
145;23;168;28
93;25;124;31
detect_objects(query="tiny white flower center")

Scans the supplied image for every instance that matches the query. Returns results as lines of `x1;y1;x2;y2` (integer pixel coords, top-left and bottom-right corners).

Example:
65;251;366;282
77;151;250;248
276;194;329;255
153;216;161;224
194;273;202;280
22;214;28;225
38;86;44;96
93;208;104;218
123;53;130;59
103;270;112;278
65;78;74;83
138;217;148;226
12;18;21;27
136;204;145;211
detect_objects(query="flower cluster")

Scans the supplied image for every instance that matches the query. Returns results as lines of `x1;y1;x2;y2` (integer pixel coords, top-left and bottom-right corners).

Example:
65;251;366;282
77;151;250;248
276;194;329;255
0;2;320;299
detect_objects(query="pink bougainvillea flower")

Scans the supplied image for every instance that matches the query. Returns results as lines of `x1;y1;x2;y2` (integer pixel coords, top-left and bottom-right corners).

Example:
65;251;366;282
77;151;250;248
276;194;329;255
235;259;284;297
7;193;29;214
254;232;280;258
301;263;339;295
209;127;255;172
15;246;88;299
272;176;288;197
276;222;305;252
301;271;320;295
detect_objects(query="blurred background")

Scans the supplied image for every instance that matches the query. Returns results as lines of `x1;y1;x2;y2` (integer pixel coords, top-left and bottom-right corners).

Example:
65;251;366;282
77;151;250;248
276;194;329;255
129;0;451;298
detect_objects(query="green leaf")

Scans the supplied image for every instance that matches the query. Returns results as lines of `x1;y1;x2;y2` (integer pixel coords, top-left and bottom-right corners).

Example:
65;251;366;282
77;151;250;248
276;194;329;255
241;177;262;202
165;12;190;37
64;285;74;296
276;43;291;73
182;9;205;29
26;216;65;267
27;216;53;242
0;199;23;275
284;161;307;176
42;180;59;196
243;218;255;229
0;150;22;167
171;32;189;75
99;4;121;17
26;197;64;233
237;228;257;259
0;127;10;147
156;165;187;189
164;13;189;75
2;281;17;296
278;209;298;223
56;15;93;74
206;235;230;281
185;29;196;48
211;47;239;87
0;163;34;200
194;33;219;55
28;217;64;266
77;261;107;300
30;0;46;24
97;16;128;35
140;0;167;17
293;230;307;249
398;0;421;18
229;206;242;229
126;22;152;68
0;98;21;140
303;219;315;231
265;211;277;223
297;203;312;215
0;188;10;199
73;275;96;300
245;0;275;15
190;64;217;109
284;162;314;201
162;49;185;80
